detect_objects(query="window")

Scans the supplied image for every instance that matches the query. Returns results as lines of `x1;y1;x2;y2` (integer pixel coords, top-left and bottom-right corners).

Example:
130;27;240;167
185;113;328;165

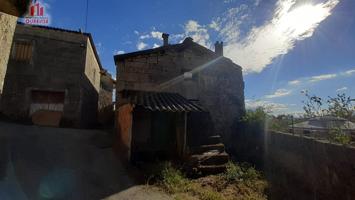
11;41;33;63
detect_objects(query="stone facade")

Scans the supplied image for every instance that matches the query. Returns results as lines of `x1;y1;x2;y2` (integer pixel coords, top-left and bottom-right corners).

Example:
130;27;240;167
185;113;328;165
114;37;245;145
0;12;17;99
98;70;114;126
0;23;102;128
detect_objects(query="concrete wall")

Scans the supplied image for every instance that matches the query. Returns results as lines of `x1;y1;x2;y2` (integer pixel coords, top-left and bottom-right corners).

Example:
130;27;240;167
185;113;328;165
0;12;17;99
264;131;355;200
116;43;245;145
0;24;99;128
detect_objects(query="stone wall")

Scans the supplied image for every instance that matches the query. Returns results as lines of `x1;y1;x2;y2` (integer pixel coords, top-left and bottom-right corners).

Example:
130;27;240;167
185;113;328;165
0;12;17;99
98;72;114;126
0;24;100;128
264;131;355;200
116;43;245;145
85;38;100;92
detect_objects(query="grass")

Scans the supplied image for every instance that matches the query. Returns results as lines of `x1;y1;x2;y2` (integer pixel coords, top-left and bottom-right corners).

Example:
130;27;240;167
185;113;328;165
151;161;267;200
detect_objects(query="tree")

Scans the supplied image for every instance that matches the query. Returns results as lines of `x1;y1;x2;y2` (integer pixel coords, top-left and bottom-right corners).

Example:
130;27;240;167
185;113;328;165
301;90;325;118
327;93;355;121
301;91;355;121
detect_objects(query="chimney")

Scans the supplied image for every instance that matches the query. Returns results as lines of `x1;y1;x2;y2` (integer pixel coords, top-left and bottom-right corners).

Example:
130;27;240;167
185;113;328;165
215;41;223;56
162;33;170;46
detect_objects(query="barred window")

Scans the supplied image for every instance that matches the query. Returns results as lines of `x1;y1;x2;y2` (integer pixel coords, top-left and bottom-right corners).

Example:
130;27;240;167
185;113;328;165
11;41;33;62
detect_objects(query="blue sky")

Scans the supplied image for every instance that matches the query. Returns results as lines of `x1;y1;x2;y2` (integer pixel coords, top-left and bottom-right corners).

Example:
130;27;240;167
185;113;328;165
23;0;355;115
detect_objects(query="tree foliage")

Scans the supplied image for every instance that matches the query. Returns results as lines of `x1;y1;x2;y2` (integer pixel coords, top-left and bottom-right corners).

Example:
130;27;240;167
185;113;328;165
301;90;355;121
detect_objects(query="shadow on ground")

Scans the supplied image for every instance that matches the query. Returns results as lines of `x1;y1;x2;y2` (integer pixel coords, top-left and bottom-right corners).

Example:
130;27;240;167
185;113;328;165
0;121;142;200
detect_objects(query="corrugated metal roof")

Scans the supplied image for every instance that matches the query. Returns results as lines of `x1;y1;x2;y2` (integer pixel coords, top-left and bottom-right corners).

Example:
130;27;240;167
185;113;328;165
120;90;204;112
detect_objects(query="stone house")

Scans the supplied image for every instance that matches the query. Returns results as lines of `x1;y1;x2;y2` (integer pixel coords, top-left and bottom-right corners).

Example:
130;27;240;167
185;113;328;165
98;70;115;126
114;34;245;168
0;23;102;128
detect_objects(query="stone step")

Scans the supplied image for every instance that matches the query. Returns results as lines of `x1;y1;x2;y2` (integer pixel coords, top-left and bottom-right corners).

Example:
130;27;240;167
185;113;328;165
200;152;229;165
189;151;229;165
206;135;222;145
198;164;227;175
191;143;225;154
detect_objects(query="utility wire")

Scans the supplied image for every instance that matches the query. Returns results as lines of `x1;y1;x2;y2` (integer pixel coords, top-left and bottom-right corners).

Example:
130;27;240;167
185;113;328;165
85;0;89;31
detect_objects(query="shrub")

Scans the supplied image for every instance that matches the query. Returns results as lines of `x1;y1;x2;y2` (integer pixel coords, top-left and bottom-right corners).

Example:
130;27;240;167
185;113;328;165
160;162;191;194
328;128;351;145
223;162;260;183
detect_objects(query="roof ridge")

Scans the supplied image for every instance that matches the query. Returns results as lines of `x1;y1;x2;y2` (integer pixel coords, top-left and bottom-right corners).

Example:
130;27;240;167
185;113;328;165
17;22;89;35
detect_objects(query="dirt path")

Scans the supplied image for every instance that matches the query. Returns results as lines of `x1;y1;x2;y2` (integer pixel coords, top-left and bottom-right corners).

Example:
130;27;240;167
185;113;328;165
0;121;171;200
104;186;172;200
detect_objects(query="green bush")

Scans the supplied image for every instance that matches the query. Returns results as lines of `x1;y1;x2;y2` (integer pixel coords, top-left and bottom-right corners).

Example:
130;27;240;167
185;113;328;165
160;162;191;194
329;128;351;145
223;162;260;183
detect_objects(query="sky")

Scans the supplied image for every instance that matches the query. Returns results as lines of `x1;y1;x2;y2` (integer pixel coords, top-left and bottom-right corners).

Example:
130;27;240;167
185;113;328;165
22;0;355;115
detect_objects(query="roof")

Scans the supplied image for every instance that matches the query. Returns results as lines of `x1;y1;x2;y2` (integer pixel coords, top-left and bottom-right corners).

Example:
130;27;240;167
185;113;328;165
16;22;103;70
114;37;217;63
120;90;205;112
292;116;355;130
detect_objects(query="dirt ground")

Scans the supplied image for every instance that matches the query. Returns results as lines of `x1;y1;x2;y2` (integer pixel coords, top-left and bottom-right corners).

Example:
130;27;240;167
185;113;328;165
0;121;171;200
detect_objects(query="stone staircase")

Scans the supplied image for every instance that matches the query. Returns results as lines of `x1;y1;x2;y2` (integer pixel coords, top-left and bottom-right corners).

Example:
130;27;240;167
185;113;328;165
186;134;229;176
184;110;230;176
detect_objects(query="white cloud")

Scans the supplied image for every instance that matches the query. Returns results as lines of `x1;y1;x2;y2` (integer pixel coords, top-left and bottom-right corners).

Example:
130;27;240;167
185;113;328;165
265;89;292;99
220;0;339;73
151;31;163;40
139;34;150;40
309;73;337;82
184;20;211;48
170;33;185;42
137;42;148;50
254;0;262;6
114;50;125;55
245;99;289;113
134;30;139;35
343;69;355;76
153;43;160;48
130;0;338;74
336;87;348;92
287;68;355;87
209;20;220;31
288;80;301;85
224;0;237;3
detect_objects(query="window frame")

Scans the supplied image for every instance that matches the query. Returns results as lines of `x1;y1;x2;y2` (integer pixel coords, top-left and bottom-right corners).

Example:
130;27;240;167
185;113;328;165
11;39;34;64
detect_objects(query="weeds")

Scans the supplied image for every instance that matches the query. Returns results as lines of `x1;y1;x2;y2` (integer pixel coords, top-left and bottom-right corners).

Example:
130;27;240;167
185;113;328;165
224;162;260;183
160;162;191;193
153;161;267;200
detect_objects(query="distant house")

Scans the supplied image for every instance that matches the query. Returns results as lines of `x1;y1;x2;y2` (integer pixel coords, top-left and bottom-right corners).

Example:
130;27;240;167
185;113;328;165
114;33;243;171
0;23;103;128
291;116;355;138
98;70;115;126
